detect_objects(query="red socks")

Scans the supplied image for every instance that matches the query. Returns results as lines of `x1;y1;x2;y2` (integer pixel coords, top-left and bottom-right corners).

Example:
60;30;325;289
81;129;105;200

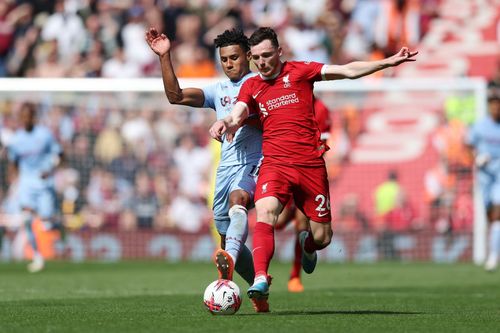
290;236;302;279
253;222;275;277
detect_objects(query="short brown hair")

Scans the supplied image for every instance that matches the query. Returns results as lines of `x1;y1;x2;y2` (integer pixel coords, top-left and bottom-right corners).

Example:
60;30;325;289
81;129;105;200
249;27;279;48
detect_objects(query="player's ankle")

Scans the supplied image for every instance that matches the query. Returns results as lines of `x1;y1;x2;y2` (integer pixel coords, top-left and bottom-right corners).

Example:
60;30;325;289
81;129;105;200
254;274;268;284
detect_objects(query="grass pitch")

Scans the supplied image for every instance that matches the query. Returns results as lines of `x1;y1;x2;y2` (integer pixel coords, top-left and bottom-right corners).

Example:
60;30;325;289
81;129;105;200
0;261;498;333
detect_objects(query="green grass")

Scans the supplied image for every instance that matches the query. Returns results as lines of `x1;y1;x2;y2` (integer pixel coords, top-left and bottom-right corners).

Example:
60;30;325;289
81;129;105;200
0;261;499;332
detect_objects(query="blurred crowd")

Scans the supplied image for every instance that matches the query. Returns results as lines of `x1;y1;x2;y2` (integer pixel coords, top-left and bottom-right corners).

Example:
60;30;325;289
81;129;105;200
0;0;439;78
0;0;494;237
0;99;216;233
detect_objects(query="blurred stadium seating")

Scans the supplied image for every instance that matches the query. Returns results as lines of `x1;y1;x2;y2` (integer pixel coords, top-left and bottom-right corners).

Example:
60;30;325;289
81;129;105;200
0;0;499;263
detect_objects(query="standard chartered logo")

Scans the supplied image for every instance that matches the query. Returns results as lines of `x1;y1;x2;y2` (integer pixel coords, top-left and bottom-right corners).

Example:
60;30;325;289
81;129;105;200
266;93;299;110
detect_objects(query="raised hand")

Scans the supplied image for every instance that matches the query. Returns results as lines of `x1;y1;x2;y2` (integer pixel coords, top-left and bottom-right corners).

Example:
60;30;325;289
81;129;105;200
145;27;171;56
389;47;418;66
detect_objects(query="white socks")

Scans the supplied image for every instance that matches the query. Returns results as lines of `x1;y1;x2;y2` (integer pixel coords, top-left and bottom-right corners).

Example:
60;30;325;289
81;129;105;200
487;221;500;261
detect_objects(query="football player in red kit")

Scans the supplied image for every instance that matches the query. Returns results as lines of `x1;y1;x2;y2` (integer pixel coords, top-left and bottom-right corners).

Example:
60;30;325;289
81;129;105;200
210;27;417;312
275;97;331;293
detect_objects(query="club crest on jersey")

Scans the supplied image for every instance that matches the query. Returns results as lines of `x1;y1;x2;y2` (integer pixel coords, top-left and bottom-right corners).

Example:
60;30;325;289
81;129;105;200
262;183;268;193
283;74;291;88
259;102;269;117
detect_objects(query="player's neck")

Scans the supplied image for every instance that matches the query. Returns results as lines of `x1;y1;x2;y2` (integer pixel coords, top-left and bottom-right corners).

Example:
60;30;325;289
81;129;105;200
230;70;251;83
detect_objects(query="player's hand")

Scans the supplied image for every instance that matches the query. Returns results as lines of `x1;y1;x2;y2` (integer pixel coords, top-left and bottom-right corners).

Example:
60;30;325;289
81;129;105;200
388;47;418;66
226;133;235;143
209;120;228;143
145;27;171;56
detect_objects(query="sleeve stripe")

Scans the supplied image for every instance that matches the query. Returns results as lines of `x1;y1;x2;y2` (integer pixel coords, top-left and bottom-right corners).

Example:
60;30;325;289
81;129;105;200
236;101;248;109
321;65;328;81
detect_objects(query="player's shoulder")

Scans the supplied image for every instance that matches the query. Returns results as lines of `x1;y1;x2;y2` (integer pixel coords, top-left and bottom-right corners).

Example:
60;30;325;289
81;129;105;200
286;60;321;69
35;125;57;141
34;125;52;135
473;116;492;129
244;73;260;84
240;74;261;91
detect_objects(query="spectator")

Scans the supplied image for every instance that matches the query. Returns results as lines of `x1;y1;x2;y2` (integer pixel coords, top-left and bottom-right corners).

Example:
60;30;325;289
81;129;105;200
123;171;159;229
336;193;369;232
102;47;141;78
121;5;155;72
373;170;401;223
172;133;211;199
40;0;85;62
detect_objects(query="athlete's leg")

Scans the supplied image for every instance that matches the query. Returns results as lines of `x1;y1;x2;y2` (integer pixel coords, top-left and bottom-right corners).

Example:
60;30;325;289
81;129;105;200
294;164;333;274
253;196;282;279
220;189;254;285
483;174;500;271
299;219;332;274
0;225;5;250
225;189;251;262
275;202;294;231
22;208;44;273
288;209;308;292
247;196;282;312
485;204;500;271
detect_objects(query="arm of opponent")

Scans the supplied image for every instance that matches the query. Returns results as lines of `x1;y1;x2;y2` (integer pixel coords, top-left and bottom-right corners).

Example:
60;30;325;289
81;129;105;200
145;27;205;107
209;102;249;143
323;47;418;80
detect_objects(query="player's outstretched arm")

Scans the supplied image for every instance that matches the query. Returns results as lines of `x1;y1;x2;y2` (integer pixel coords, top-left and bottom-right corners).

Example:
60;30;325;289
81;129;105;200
209;102;249;143
145;27;205;107
323;47;418;80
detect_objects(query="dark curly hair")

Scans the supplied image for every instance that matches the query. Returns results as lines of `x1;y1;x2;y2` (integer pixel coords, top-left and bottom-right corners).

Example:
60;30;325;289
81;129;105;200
249;27;279;48
214;28;249;52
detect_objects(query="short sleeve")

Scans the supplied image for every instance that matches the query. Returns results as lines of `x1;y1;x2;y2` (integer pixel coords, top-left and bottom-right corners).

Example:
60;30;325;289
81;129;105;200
202;83;216;110
294;61;325;82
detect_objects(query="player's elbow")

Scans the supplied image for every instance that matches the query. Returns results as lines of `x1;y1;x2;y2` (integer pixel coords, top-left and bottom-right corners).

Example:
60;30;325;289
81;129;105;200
165;89;187;105
166;93;182;105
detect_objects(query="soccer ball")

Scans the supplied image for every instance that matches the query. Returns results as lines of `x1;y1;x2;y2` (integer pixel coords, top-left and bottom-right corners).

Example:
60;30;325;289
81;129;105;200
203;279;242;315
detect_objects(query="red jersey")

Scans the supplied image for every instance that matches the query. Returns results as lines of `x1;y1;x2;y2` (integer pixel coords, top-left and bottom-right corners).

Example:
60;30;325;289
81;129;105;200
313;97;331;143
238;61;327;166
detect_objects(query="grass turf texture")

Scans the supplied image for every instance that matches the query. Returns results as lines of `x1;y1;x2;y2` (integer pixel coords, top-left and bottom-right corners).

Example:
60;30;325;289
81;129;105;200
0;262;498;333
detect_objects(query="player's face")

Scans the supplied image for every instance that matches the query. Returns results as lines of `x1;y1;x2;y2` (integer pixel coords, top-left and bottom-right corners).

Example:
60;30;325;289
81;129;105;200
20;105;36;131
219;45;250;82
489;98;500;122
250;39;282;78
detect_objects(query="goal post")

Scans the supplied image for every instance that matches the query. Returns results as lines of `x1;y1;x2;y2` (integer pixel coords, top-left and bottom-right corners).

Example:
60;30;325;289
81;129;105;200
0;77;488;263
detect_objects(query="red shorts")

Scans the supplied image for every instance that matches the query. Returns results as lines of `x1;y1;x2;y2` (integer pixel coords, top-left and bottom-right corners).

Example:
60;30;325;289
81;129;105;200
255;162;332;223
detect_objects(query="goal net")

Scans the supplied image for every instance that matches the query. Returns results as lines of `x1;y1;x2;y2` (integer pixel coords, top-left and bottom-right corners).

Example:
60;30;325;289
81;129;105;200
0;77;487;264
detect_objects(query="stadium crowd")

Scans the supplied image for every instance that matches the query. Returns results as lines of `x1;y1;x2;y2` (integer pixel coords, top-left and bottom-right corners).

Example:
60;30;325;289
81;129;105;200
0;0;437;78
0;0;493;238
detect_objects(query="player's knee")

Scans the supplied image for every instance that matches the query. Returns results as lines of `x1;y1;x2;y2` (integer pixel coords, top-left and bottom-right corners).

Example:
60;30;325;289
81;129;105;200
256;208;278;224
228;204;247;218
229;191;251;208
315;236;331;249
314;228;333;249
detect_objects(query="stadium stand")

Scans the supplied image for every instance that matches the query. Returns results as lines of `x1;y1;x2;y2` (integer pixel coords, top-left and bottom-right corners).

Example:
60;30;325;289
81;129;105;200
0;0;499;262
